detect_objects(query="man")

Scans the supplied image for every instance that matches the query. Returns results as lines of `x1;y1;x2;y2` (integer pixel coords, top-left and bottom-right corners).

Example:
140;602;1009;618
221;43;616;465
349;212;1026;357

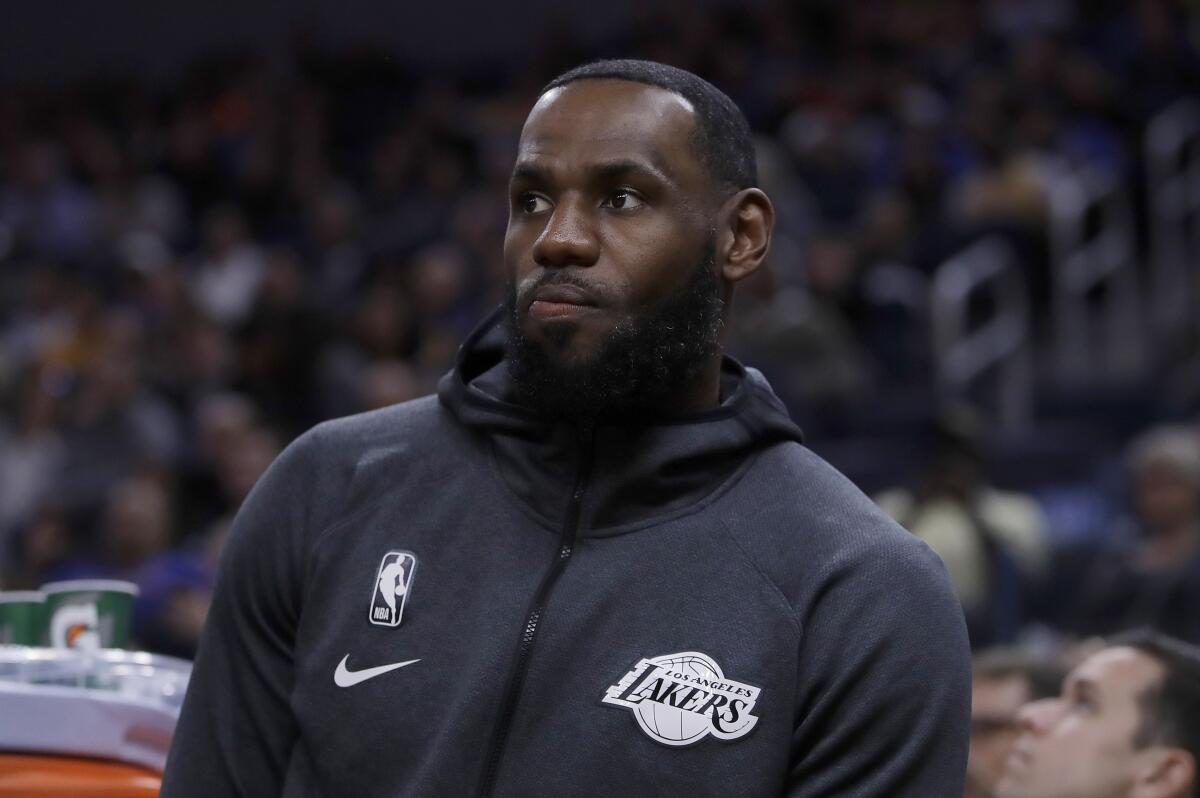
1062;425;1200;644
875;406;1051;646
161;59;969;797
995;630;1200;798
967;648;1065;798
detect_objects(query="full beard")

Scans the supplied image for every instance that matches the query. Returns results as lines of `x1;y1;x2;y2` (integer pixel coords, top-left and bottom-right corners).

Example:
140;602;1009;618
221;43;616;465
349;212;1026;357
504;244;724;421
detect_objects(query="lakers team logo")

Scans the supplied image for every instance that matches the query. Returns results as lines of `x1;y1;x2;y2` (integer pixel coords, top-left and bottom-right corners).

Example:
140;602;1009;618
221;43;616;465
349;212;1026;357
368;551;417;627
602;651;760;747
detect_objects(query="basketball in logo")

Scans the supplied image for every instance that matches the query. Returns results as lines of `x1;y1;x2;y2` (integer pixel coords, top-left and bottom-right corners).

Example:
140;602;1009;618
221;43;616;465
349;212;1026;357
636;653;722;745
602;650;761;747
368;550;418;628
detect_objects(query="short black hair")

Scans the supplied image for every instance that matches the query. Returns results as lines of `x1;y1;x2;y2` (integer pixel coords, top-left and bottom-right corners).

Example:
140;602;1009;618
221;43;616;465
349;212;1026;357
540;59;757;193
973;646;1066;702
1110;629;1200;795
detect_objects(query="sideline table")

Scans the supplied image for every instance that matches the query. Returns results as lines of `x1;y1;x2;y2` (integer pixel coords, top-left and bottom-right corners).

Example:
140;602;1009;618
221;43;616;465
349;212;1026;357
0;646;191;797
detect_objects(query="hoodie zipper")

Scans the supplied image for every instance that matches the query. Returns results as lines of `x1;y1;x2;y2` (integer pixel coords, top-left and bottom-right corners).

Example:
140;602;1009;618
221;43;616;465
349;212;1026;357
476;422;596;798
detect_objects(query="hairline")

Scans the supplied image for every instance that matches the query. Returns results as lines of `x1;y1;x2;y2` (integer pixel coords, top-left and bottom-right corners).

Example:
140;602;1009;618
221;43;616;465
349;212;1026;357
538;69;750;197
539;78;696;116
972;647;1065;702
535;76;725;203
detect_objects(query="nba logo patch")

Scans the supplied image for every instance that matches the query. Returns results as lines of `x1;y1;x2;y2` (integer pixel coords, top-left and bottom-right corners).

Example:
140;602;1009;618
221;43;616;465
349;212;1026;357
368;551;417;628
602;651;760;747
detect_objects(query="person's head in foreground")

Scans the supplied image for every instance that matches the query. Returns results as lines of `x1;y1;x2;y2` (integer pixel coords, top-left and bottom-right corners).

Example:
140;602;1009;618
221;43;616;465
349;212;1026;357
994;630;1200;798
966;647;1066;798
502;59;773;420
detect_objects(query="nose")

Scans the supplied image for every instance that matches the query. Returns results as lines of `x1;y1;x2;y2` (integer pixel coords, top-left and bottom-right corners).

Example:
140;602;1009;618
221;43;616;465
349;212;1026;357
1016;698;1061;735
532;197;600;269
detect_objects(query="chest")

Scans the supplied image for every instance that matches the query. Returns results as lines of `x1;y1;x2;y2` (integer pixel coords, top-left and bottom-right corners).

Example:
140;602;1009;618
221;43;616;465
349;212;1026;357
285;484;797;797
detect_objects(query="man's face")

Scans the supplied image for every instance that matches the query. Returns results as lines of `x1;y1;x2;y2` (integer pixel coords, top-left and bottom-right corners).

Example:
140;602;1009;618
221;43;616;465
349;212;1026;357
994;647;1166;798
966;674;1032;798
502;79;723;415
1133;460;1200;535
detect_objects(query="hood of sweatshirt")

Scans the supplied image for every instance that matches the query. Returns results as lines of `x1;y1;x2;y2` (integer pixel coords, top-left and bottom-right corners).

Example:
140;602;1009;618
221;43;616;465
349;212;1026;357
437;309;804;537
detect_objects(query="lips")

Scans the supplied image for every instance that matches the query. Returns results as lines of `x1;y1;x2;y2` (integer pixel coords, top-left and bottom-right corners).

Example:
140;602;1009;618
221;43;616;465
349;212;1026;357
526;282;600;320
532;283;597;307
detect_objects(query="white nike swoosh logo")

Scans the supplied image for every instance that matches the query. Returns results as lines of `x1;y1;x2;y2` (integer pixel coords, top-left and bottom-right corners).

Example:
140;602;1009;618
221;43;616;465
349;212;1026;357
333;654;421;688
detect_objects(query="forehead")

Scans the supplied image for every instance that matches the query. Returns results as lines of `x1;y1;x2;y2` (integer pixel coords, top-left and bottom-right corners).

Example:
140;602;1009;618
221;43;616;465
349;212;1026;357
516;79;704;183
973;674;1031;713
1071;647;1164;701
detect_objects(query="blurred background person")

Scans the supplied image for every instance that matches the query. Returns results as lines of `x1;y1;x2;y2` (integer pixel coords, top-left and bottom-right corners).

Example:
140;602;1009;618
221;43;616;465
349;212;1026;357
0;364;66;562
877;406;1051;647
1059;425;1200;644
993;630;1200;798
966;646;1067;798
45;473;215;658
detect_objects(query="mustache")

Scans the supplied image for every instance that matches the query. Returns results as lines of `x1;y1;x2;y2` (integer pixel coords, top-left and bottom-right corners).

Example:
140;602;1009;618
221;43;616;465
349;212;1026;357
512;270;617;310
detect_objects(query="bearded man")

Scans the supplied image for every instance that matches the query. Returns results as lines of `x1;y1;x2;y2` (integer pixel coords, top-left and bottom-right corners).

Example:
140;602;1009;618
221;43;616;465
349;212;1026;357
162;59;970;797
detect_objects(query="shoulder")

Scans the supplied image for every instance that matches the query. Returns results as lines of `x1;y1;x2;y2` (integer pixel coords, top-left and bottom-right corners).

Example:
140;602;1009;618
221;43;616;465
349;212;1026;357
720;441;936;566
305;395;446;452
717;442;956;626
289;395;462;477
255;396;465;533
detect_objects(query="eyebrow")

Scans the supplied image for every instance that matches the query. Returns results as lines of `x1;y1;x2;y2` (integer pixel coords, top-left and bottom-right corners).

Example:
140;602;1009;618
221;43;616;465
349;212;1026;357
1067;676;1101;705
510;158;674;188
593;159;670;184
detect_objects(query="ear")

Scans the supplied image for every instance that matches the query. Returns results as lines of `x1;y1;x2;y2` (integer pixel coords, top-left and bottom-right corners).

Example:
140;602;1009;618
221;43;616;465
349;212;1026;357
716;188;774;284
1132;748;1196;798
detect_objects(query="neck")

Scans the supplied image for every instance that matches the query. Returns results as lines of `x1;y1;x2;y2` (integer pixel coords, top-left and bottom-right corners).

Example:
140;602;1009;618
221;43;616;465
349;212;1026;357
665;353;724;414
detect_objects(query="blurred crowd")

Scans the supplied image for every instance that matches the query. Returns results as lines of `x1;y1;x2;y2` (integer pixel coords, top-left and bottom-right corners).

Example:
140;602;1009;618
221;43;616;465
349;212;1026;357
0;0;1198;659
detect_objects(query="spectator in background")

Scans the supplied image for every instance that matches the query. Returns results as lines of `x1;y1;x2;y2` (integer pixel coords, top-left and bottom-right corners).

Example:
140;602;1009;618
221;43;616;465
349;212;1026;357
177;393;280;537
303;181;367;305
234;247;325;436
48;473;176;585
54;307;182;511
314;273;423;419
725;230;873;430
876;406;1050;646
407;241;480;370
190;204;265;327
994;630;1200;798
47;473;216;658
0;365;66;558
361;360;425;411
3;506;72;591
1063;425;1200;644
0;141;98;263
967;647;1066;798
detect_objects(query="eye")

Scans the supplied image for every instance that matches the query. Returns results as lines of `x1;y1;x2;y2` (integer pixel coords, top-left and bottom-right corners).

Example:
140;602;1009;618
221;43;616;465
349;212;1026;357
517;193;551;214
602;189;644;211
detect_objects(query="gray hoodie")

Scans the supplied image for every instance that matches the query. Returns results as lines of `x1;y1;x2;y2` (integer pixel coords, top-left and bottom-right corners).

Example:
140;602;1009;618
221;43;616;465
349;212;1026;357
161;311;970;797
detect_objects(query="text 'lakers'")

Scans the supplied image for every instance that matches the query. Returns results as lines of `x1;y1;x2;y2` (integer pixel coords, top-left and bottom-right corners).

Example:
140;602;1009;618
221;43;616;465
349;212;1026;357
602;652;760;747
